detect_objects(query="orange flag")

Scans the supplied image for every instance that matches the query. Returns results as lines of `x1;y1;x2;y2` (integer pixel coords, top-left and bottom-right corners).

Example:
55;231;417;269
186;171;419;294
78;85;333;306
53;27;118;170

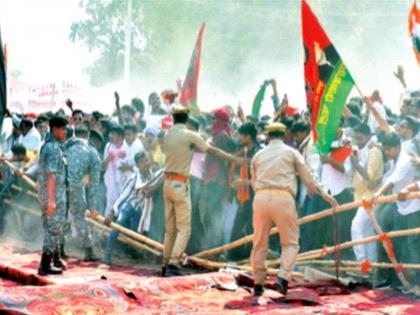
409;0;420;66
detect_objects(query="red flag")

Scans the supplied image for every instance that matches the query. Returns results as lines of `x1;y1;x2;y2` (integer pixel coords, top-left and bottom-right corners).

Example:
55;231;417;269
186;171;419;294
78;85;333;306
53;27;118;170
409;0;420;66
180;23;205;114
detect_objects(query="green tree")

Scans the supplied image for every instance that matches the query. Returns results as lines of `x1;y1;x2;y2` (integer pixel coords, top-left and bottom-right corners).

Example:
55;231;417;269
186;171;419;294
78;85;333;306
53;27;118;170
70;0;409;96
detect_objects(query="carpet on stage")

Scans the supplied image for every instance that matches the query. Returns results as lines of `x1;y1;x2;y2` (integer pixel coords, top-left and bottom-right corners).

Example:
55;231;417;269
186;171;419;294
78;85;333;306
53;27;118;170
0;244;418;314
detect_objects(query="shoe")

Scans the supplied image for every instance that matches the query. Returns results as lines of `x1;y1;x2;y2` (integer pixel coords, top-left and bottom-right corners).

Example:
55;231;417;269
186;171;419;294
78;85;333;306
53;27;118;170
160;266;167;277
53;250;67;271
60;244;68;259
275;277;288;295
254;284;264;296
84;247;99;262
38;252;63;276
103;252;112;265
166;264;183;277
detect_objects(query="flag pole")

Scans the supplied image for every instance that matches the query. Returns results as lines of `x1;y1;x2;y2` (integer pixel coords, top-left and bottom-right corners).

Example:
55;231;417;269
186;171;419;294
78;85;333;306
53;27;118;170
354;83;365;99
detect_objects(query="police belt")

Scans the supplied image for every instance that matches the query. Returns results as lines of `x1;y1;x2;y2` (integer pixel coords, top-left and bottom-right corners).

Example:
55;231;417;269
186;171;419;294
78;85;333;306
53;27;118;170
165;173;189;183
256;189;293;197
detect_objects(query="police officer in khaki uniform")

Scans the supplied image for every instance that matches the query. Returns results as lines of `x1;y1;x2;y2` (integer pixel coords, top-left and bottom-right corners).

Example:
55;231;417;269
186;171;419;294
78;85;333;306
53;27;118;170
162;106;242;277
250;123;338;296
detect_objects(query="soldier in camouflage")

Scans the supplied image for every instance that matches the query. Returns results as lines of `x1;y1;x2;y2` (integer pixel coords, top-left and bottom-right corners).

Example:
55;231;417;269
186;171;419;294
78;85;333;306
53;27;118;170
37;115;68;276
64;126;101;261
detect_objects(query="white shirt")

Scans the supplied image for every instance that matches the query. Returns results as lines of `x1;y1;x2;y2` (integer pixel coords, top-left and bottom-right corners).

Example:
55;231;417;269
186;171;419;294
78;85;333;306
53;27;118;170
401;139;417;156
145;113;165;131
119;138;144;177
190;152;206;180
367;102;387;134
104;142;129;215
112;169;147;216
18;128;42;152
385;152;420;215
321;156;352;197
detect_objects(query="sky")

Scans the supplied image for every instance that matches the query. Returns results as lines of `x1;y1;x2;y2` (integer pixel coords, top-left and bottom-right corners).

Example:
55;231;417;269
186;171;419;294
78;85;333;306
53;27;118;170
0;0;419;114
0;0;92;83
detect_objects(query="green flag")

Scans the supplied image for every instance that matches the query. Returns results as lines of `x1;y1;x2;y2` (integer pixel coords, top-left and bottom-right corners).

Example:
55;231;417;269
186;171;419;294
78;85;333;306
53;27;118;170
251;81;268;119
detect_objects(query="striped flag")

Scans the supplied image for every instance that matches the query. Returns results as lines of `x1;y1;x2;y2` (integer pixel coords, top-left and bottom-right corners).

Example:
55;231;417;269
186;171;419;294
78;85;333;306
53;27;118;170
302;0;355;154
409;0;420;66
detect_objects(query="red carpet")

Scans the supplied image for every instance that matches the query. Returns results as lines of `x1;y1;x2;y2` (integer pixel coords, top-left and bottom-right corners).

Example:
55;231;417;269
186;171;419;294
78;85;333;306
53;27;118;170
0;244;418;314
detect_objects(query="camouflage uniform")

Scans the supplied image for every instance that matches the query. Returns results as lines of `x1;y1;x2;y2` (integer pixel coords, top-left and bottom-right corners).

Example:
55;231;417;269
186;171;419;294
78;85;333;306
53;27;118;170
64;138;101;249
37;138;67;254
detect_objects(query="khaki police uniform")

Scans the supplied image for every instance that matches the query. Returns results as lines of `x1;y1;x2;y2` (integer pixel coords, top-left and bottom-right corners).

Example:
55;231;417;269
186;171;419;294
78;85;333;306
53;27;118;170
250;123;325;284
163;107;210;267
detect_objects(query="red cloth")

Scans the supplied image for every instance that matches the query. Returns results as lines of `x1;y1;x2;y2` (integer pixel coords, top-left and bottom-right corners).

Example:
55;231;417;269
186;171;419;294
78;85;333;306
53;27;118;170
286;106;300;116
211;108;231;136
161;115;174;129
0;244;419;314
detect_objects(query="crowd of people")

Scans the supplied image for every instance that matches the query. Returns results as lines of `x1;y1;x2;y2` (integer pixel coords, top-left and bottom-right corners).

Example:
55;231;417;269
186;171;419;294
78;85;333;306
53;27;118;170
0;67;419;290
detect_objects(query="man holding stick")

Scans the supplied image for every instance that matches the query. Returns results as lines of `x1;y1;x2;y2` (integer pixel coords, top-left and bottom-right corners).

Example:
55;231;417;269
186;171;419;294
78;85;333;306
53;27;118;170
372;133;420;286
161;106;243;277
250;122;338;296
37;115;68;276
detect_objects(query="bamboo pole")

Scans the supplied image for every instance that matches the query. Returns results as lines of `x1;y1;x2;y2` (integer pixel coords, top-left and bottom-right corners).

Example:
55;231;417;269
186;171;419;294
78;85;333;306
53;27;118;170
1;159;38;190
86;210;164;251
87;218;161;256
364;206;410;289
266;227;420;266
0;179;38;199
317;267;365;273
85;213;233;272
298;260;420;270
193;192;420;258
184;256;303;278
4;198;161;256
4;199;42;217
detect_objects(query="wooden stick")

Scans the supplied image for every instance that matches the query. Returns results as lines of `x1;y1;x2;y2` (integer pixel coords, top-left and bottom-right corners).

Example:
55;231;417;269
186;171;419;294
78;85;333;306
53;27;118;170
185;256;303;278
87;218;161;256
193;192;420;258
298;260;420;270
86;210;164;251
0;179;38;199
317;266;365;273
364;206;410;289
275;227;420;265
354;83;365;99
4;198;161;257
1;159;38;190
4;199;42;217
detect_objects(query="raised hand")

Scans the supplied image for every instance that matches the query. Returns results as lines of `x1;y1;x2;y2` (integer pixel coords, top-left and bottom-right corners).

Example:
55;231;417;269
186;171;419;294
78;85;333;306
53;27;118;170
65;98;73;111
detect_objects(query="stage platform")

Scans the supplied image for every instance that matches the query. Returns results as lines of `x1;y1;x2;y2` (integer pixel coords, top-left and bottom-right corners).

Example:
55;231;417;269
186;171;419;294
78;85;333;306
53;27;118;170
0;243;418;314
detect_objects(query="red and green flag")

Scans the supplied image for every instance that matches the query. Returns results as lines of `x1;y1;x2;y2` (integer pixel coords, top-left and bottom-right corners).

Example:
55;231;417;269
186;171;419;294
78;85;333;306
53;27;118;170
409;0;420;66
302;0;355;154
180;23;205;114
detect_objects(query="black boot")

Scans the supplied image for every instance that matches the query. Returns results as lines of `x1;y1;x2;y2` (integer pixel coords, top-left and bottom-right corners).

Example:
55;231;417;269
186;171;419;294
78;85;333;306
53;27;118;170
254;284;264;296
38;252;63;276
275;277;288;295
161;266;167;277
84;247;98;262
53;250;67;271
166;264;183;277
60;244;68;259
